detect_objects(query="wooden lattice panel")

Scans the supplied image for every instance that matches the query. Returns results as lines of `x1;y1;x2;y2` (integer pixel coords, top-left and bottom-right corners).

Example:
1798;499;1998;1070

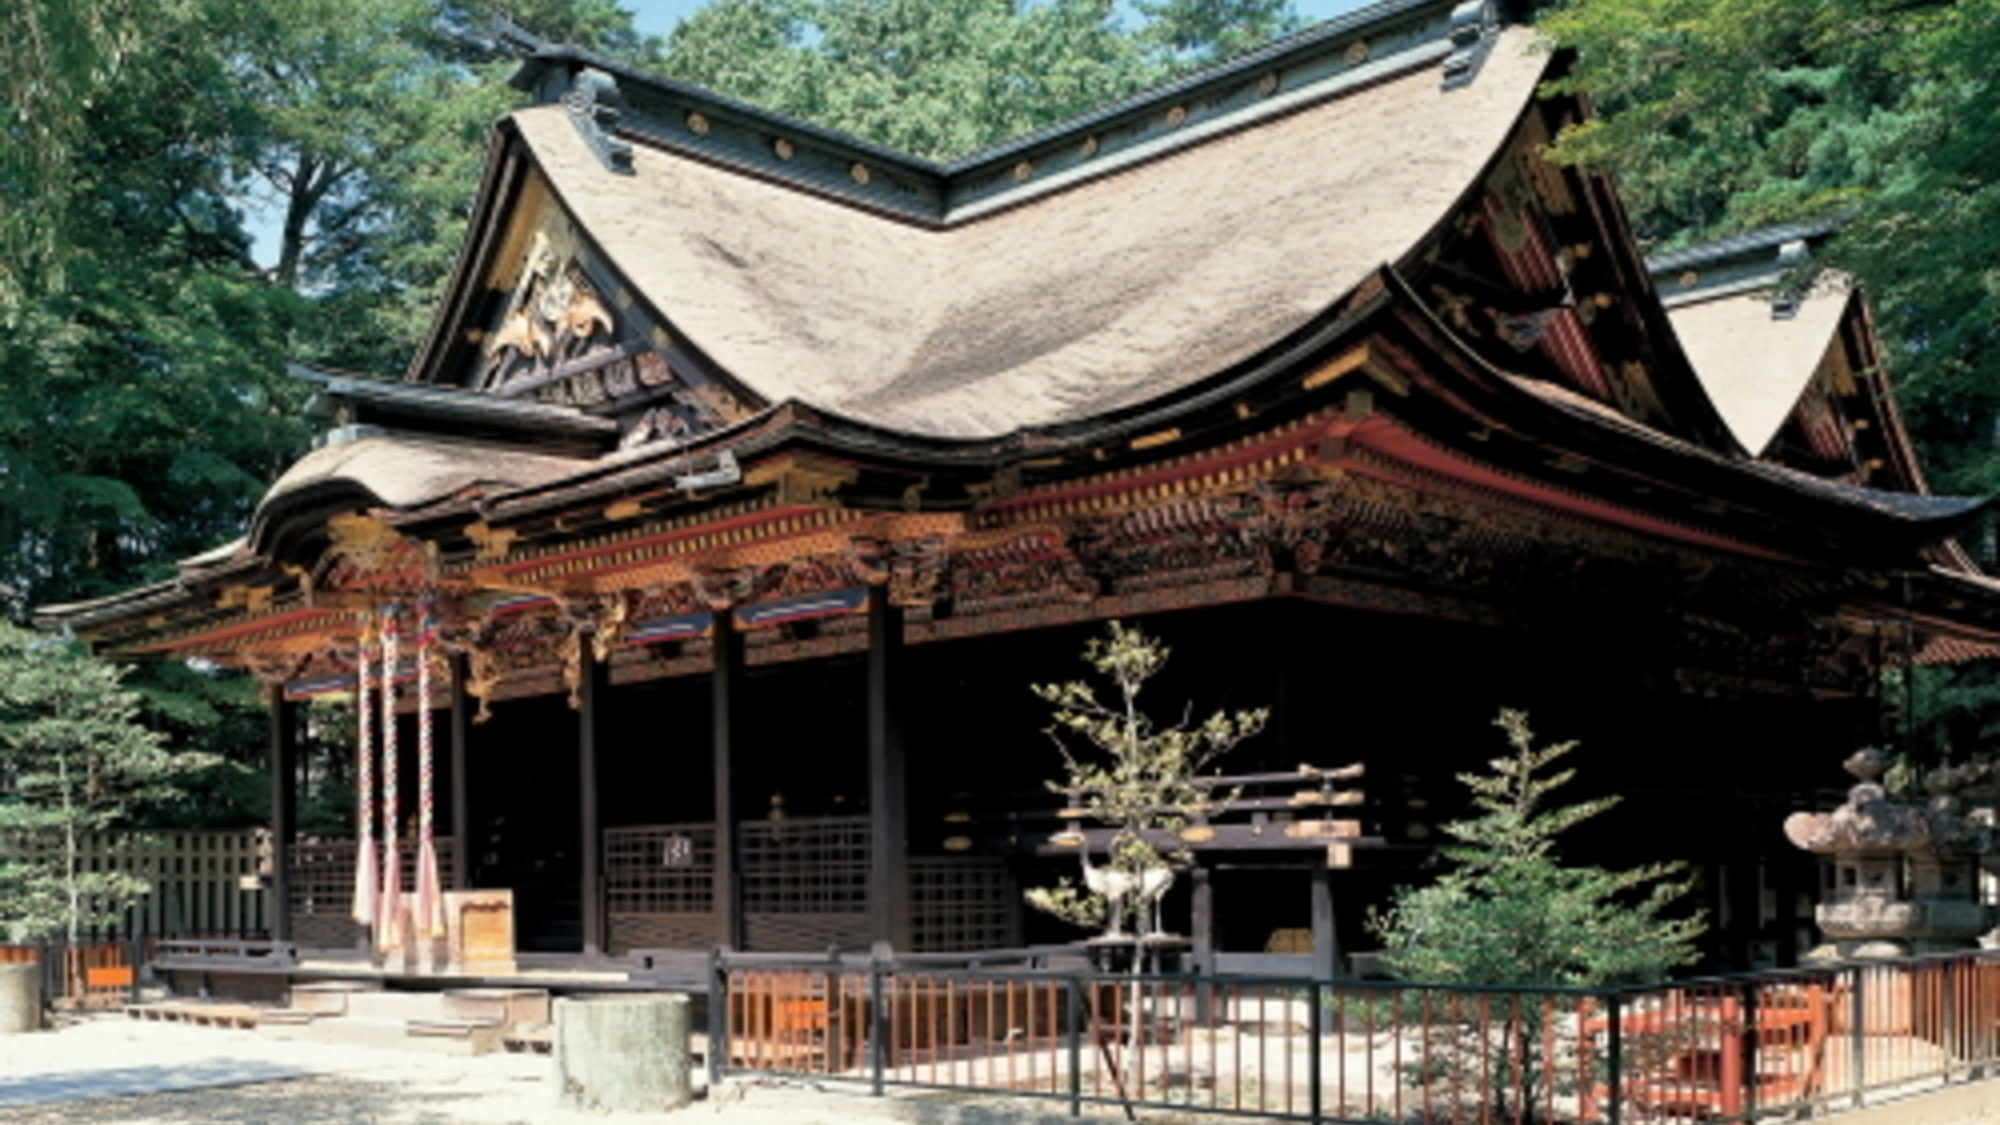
291;914;364;949
911;857;1019;953
611;912;721;953
604;823;715;913
742;817;870;915
288;837;456;918
745;912;870;953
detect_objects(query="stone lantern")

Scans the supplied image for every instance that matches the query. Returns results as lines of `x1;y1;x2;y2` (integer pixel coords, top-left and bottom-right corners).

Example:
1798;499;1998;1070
1783;748;1995;959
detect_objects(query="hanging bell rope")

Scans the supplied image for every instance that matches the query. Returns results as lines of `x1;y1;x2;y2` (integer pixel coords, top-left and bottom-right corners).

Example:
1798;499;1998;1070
377;605;403;952
350;612;379;929
414;597;445;938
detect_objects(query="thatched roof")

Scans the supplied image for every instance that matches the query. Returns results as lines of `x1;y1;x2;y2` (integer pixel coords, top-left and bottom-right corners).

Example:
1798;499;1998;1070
1667;279;1851;456
258;432;586;518
514;28;1548;440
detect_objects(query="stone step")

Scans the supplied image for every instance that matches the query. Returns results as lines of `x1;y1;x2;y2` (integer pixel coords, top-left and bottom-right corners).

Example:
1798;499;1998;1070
407;1017;505;1055
340;990;455;1022
288;980;373;1015
259;1014;498;1056
441;987;549;1028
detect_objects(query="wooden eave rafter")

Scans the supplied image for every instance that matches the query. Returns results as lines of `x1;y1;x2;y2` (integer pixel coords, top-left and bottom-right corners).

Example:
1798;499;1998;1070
1368;267;1989;566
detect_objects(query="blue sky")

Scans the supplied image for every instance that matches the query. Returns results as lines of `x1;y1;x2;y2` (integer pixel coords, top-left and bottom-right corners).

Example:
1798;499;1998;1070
625;0;1378;40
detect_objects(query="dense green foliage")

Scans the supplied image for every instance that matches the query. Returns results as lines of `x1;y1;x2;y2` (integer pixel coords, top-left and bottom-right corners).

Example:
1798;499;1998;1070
1543;0;2000;500
0;624;218;941
1;0;661;823
661;0;1299;160
1371;711;1703;986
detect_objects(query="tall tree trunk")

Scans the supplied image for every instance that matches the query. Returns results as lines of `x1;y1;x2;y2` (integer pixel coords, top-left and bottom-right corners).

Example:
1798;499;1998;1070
59;749;78;944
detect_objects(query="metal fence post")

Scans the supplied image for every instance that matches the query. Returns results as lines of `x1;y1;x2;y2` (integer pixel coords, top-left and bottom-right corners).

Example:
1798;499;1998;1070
707;947;727;1092
869;958;887;1096
1307;980;1323;1125
1741;979;1760;1121
1850;965;1866;1108
1066;975;1084;1118
1942;956;1959;1082
1605;991;1623;1125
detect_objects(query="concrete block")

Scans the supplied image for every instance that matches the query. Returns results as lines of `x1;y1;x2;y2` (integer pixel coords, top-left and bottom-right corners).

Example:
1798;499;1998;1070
0;963;41;1034
553;993;691;1113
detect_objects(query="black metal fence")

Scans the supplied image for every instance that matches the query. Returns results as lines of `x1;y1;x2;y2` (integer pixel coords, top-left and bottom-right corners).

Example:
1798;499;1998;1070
710;948;2000;1123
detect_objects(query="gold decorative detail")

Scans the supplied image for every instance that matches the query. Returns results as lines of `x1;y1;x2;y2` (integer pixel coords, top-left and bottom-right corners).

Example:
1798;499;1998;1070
604;499;643;521
1343;40;1370;65
1301;345;1372;391
215;585;274;613
1079;135;1100;157
1258;72;1280;94
464;522;518;561
1129;428;1181;451
1011;160;1033;183
465;646;499;724
684;111;709;135
590;595;629;663
943;836;973;852
560;630;584;709
1179;825;1216;843
1678;270;1700;288
1165;105;1188;128
772;137;794;160
849;162;871;185
743;454;858;505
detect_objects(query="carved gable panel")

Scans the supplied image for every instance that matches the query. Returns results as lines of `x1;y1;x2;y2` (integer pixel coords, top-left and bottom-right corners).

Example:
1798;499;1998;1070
468;185;752;445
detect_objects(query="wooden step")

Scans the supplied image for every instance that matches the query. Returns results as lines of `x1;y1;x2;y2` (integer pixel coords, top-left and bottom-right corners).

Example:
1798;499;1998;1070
124;1001;261;1029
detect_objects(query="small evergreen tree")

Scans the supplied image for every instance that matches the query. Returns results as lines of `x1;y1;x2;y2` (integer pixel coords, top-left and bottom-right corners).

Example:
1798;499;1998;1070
0;624;217;942
1368;711;1704;1123
1371;709;1703;987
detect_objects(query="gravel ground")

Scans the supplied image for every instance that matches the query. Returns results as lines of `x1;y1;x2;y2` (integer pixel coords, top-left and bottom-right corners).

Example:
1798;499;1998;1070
7;1015;1998;1125
0;1016;936;1125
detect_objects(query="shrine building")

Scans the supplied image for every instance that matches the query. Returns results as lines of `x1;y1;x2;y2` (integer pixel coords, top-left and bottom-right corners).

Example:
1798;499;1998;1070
38;0;2000;976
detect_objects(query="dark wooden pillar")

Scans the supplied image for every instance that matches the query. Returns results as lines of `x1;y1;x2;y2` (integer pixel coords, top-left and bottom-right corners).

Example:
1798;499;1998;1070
578;646;605;957
267;688;297;943
449;652;472;890
1190;864;1216;973
1191;863;1216;1018
712;613;745;950
1310;865;1339;981
868;594;913;957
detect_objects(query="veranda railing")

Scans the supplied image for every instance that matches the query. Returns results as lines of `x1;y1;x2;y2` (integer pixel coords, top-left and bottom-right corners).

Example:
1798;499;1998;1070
711;948;2000;1124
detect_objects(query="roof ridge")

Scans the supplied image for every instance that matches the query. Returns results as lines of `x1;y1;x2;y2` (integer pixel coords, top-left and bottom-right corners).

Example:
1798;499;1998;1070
506;0;1506;223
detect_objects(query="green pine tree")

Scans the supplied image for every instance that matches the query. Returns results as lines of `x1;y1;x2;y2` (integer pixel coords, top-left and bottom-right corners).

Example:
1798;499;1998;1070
0;624;218;942
1371;709;1703;988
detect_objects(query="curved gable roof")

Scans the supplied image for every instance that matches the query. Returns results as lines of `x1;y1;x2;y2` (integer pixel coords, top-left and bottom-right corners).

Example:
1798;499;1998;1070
509;28;1550;440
